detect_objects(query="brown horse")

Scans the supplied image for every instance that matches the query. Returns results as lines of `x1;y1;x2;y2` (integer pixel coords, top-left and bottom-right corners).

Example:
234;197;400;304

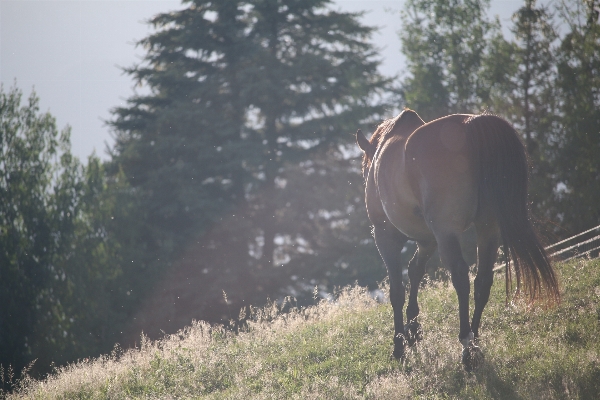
356;109;559;370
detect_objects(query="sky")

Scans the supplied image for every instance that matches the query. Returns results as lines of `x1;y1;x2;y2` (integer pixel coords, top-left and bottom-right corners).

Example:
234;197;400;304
1;0;523;162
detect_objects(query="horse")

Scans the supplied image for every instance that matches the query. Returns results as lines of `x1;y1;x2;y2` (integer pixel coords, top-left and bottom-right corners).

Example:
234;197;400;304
356;109;559;371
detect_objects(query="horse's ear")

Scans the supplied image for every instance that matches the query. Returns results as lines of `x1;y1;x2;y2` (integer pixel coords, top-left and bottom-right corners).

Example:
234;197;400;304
356;129;374;158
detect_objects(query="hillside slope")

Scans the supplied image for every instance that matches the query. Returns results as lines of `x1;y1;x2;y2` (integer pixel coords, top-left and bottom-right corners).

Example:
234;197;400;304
7;259;600;399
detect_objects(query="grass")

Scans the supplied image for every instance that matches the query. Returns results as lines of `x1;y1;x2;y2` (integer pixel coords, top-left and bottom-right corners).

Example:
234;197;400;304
6;258;600;399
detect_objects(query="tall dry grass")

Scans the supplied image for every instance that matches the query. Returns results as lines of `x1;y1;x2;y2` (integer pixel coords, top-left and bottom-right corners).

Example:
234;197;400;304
6;258;600;399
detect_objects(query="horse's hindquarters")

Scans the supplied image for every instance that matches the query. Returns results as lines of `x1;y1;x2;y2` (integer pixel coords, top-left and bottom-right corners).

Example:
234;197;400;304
405;116;478;235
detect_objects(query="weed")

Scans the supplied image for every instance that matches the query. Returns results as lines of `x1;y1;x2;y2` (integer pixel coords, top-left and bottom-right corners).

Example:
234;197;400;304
7;259;600;399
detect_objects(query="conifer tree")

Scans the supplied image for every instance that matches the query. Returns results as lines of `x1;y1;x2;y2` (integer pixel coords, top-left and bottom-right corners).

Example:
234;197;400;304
485;0;558;221
240;0;388;266
109;0;389;329
552;0;600;233
509;0;557;155
399;0;501;121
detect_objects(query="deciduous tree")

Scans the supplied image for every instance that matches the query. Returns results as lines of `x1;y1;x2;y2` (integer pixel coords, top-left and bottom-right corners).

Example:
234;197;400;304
0;86;122;379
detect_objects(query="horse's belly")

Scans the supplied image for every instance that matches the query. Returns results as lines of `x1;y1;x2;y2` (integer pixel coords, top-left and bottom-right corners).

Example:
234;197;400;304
370;137;433;241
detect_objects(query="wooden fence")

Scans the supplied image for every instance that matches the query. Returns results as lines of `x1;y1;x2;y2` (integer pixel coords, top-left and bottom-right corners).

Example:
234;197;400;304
494;224;600;271
546;224;600;262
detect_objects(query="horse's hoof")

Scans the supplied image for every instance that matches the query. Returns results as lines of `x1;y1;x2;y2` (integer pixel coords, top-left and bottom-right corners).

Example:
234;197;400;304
404;320;423;346
391;348;405;360
392;334;407;360
462;344;484;372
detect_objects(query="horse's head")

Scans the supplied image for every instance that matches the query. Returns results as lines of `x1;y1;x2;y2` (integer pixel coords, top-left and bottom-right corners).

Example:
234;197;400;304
356;109;424;182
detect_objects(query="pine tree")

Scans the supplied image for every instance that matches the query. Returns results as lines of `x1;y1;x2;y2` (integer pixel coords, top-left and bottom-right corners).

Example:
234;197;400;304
110;1;250;246
240;0;388;266
399;0;501;121
509;0;557;155
552;0;600;234
485;0;558;223
108;0;389;331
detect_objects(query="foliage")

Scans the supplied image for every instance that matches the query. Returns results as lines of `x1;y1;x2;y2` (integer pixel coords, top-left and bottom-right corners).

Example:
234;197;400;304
108;0;390;332
399;0;502;121
3;0;600;385
0;84;71;377
501;0;557;153
0;85;128;381
399;0;600;237
551;0;600;235
8;258;600;399
482;0;560;226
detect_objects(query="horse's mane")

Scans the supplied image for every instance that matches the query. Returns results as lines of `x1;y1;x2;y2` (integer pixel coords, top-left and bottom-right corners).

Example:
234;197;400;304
361;109;417;176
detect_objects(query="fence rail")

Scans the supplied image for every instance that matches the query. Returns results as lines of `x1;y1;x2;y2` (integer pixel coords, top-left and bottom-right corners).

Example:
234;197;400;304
494;224;600;271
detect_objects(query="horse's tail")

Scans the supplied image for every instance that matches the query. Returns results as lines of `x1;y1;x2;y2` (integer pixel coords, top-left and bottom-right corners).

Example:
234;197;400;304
465;114;559;304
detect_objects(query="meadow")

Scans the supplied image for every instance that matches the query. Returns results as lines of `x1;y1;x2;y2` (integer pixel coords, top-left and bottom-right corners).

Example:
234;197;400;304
7;258;600;399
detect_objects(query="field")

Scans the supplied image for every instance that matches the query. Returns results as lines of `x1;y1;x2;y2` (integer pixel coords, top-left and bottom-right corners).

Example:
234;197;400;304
7;258;600;399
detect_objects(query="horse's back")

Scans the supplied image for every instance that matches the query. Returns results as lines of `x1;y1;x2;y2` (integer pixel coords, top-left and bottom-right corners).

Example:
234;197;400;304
405;114;479;235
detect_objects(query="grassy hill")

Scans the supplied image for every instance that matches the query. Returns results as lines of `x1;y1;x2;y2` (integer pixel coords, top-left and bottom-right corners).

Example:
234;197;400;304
7;258;600;399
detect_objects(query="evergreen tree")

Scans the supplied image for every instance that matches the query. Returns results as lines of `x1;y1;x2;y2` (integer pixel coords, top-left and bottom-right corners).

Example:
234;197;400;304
509;0;557;155
485;0;558;223
240;0;388;266
109;0;390;332
108;1;256;331
552;0;600;234
399;0;501;121
110;0;250;251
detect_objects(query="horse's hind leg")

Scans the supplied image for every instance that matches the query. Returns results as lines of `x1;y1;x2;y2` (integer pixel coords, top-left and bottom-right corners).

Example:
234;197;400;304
373;223;409;359
471;220;499;339
436;233;472;343
435;232;482;371
405;240;436;345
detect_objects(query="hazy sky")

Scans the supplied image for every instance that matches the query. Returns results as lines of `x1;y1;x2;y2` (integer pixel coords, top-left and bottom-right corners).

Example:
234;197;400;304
1;0;522;161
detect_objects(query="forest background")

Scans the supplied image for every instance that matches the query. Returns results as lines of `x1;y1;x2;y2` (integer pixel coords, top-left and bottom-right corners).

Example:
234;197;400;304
1;0;599;382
